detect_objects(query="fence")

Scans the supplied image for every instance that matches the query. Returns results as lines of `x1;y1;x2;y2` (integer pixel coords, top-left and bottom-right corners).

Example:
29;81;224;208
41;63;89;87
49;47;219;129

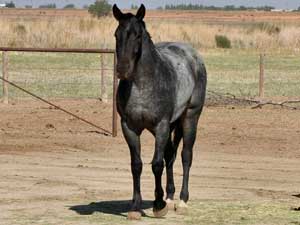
0;47;118;137
1;48;300;136
204;50;300;100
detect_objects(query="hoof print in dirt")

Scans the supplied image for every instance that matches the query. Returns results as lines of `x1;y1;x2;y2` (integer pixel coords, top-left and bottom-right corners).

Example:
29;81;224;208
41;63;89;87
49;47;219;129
127;211;142;220
45;123;55;129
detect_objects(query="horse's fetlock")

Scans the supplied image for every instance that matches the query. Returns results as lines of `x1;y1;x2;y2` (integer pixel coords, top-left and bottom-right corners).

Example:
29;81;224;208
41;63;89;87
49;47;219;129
166;185;175;195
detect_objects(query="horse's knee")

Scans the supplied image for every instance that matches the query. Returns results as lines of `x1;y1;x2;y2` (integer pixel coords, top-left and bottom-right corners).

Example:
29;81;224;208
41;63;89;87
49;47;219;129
152;159;164;175
165;153;176;168
181;148;193;167
131;161;143;175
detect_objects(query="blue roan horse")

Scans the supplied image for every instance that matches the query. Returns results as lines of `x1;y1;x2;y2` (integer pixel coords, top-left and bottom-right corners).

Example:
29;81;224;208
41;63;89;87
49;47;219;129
113;4;207;220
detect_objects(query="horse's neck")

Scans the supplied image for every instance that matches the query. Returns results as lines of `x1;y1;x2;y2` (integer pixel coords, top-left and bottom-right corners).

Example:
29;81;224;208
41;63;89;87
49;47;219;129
134;36;160;88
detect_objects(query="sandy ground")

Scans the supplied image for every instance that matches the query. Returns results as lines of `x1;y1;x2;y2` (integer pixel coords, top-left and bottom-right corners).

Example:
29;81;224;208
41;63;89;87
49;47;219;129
0;99;299;224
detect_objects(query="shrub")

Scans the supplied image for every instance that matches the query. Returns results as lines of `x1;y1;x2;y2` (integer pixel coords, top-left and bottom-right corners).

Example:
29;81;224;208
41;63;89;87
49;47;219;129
215;35;231;48
88;0;112;18
39;4;56;9
64;4;75;9
5;1;15;8
13;24;27;36
248;22;281;35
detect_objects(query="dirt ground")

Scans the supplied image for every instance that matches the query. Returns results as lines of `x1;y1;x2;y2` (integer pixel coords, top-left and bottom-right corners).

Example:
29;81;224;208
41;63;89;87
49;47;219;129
0;99;299;225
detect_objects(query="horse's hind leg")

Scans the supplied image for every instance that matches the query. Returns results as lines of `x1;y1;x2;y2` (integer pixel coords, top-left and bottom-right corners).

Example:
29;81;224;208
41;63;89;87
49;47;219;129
177;110;200;214
164;124;182;210
121;120;143;220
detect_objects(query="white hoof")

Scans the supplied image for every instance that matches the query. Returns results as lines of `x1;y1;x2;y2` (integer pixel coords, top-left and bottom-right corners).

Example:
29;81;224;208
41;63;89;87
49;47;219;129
127;211;142;220
178;200;188;208
166;199;176;211
153;204;168;218
175;200;188;215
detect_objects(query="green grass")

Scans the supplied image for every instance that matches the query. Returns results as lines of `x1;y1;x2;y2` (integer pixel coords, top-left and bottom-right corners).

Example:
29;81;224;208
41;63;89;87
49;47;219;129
185;201;300;225
204;49;300;97
0;49;299;100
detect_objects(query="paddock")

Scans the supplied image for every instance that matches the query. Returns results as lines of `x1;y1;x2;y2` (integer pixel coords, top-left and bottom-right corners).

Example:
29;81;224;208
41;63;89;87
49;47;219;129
0;99;299;224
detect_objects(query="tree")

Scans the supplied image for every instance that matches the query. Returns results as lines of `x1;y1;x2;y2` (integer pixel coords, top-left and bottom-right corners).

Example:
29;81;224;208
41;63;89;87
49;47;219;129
131;4;138;9
5;1;15;8
64;4;75;9
224;5;236;11
88;0;112;18
39;3;56;9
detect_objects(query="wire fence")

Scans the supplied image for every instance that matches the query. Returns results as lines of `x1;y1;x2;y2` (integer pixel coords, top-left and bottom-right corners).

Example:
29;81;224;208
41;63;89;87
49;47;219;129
0;51;115;100
1;49;299;104
0;48;118;136
204;51;300;100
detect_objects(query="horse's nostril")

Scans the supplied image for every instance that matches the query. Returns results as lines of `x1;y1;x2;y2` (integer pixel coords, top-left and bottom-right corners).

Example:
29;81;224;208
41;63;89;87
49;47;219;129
117;64;129;73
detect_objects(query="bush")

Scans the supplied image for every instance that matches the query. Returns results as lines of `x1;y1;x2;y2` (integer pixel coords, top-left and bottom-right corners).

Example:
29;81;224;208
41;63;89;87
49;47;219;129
256;22;281;35
215;35;231;48
13;24;27;36
5;1;15;8
247;22;281;35
88;0;112;18
64;4;75;9
39;4;56;9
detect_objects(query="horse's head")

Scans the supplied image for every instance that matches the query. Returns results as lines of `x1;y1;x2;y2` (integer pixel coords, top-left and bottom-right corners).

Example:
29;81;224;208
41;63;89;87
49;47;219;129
113;4;146;80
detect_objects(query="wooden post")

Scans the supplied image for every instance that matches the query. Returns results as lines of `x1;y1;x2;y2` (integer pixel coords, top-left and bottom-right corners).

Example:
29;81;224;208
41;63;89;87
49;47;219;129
2;51;8;104
259;53;265;98
112;52;118;137
100;54;108;103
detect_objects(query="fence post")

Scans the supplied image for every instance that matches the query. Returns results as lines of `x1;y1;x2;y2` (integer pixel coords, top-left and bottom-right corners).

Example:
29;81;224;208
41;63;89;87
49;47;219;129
112;52;118;137
100;54;108;103
259;53;265;98
2;51;8;104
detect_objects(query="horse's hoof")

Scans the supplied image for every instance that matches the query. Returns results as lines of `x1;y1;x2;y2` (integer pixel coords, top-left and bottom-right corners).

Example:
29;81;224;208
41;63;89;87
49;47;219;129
153;201;168;218
175;200;188;215
166;199;176;211
127;211;142;220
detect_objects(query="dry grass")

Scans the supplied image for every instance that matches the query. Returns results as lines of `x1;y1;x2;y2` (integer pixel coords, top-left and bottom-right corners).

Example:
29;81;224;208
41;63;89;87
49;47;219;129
0;17;116;49
1;14;300;51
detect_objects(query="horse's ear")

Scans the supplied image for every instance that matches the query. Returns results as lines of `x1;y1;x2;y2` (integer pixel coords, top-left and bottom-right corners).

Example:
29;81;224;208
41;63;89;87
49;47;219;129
136;4;146;20
113;4;123;21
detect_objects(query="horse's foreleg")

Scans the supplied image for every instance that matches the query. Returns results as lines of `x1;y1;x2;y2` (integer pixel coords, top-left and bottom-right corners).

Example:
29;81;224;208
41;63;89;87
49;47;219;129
152;120;170;217
121;120;142;220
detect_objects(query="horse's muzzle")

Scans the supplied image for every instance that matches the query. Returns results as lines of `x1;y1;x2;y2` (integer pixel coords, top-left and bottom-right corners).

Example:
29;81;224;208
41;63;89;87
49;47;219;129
116;63;131;80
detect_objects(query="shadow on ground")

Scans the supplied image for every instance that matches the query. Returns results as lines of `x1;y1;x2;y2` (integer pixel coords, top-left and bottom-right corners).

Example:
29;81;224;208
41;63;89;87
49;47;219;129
69;200;153;217
292;194;300;198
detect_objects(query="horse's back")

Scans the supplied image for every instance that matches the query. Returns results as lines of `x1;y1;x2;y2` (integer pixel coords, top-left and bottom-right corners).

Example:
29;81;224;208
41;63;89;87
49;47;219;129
156;42;206;122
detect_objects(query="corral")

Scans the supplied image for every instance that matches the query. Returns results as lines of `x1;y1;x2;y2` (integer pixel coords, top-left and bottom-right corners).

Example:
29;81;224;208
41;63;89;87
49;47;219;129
0;8;300;225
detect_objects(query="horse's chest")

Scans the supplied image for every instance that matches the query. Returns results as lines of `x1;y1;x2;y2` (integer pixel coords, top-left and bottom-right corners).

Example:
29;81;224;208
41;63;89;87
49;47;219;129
124;97;158;128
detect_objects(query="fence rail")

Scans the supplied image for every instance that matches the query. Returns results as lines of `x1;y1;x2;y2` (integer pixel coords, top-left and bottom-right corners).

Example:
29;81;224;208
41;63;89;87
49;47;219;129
0;47;118;137
0;47;115;54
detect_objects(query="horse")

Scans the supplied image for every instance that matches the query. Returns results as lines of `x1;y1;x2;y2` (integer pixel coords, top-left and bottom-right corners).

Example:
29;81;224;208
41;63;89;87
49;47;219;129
113;4;207;220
